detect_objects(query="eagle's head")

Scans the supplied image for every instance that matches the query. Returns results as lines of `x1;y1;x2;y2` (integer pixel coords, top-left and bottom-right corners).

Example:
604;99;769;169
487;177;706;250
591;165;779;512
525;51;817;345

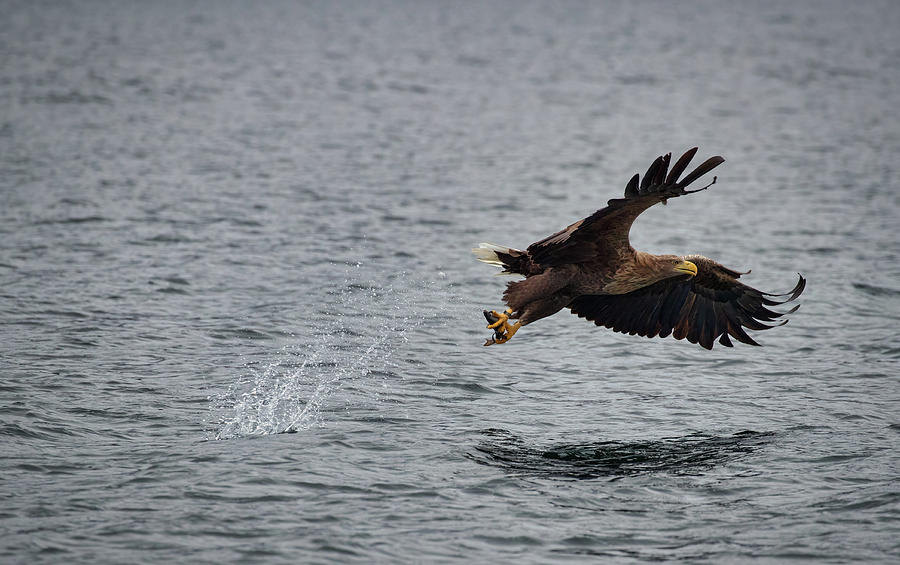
671;258;698;277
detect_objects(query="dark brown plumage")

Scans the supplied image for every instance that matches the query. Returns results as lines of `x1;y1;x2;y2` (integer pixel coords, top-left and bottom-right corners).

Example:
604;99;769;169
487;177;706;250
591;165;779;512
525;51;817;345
474;148;806;349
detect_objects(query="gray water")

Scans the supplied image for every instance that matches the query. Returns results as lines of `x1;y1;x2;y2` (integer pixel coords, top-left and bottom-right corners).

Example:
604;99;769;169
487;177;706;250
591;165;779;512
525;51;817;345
2;1;899;563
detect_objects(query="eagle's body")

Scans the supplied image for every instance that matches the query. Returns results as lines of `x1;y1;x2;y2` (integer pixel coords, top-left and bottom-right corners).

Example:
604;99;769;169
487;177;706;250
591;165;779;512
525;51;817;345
474;148;805;349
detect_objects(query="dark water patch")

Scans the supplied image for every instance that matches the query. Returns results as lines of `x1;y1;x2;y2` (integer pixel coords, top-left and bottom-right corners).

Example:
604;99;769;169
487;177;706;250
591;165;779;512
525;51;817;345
33;215;109;225
853;282;900;297
15;462;83;475
135;234;199;245
343;415;418;431
36;309;90;319
0;421;89;442
158;276;190;286
473;533;544;547
386;81;429;95
468;429;773;480
222;217;263;227
66;406;168;422
428;380;499;395
415;217;453;226
25;90;112;105
182;488;298;504
207;328;273;340
806;246;841;255
812;489;900;514
56;197;98;207
862;345;900;358
559;160;598;170
155;286;189;295
62;336;99;347
67;325;103;334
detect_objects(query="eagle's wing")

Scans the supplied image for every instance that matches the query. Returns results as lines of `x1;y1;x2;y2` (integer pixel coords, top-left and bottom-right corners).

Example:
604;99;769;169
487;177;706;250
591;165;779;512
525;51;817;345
527;148;724;268
567;256;806;349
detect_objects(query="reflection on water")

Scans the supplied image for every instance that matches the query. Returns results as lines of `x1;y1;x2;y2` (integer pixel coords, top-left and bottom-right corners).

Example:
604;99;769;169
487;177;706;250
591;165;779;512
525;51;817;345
469;429;773;479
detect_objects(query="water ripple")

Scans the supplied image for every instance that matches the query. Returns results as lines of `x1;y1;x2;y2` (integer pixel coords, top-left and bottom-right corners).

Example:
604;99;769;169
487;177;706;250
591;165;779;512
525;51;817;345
469;429;774;480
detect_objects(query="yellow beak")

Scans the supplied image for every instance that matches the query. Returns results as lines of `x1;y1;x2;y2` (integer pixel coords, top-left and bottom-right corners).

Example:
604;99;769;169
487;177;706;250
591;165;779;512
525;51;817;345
674;260;698;276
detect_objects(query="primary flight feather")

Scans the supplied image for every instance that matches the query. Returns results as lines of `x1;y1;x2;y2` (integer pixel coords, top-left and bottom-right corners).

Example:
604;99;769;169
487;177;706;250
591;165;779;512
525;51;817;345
473;148;805;349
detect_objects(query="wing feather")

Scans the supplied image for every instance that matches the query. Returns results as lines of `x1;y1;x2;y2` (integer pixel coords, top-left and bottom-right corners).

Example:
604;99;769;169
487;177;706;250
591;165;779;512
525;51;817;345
567;257;805;349
718;331;734;347
665;147;698;185
677;156;726;189
527;148;724;268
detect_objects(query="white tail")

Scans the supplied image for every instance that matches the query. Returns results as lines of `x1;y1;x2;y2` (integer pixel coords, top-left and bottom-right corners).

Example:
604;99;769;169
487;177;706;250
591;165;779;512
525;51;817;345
472;242;521;275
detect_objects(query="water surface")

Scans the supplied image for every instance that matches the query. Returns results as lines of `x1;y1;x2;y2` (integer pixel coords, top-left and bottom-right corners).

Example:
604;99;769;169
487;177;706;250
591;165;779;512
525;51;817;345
2;1;899;563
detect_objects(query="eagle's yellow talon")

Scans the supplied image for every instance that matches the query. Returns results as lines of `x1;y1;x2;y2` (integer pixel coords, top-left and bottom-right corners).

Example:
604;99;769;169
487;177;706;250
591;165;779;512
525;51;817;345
486;309;509;329
482;308;520;345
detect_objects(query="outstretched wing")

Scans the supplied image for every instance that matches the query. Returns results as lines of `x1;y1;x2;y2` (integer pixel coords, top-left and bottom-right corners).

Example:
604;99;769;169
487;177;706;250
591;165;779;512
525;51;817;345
527;148;724;268
567;256;806;349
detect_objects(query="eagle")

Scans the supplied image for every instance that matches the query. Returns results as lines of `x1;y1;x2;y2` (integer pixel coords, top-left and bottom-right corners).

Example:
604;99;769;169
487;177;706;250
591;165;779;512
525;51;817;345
473;148;805;349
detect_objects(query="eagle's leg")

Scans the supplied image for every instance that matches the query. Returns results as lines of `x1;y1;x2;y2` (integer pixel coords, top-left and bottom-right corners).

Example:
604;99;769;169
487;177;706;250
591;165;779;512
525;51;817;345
483;308;522;346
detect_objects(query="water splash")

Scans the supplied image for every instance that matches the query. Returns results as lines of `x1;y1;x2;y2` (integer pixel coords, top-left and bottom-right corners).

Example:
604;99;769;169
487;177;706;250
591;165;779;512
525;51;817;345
208;272;452;440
